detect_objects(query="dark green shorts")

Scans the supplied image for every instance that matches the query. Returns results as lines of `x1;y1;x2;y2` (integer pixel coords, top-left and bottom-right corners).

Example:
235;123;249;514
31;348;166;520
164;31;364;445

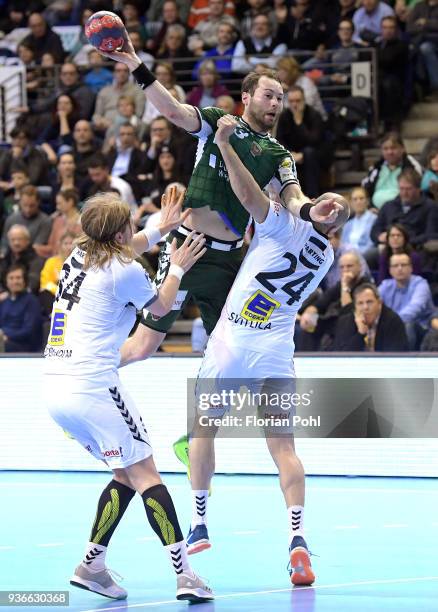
142;233;244;335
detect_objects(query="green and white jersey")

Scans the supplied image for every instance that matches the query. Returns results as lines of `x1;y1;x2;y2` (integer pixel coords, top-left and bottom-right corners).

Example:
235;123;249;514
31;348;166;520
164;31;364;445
212;201;334;358
185;106;299;236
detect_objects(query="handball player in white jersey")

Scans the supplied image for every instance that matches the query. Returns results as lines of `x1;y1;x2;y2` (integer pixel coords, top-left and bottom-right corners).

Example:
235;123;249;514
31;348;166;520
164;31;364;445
43;187;214;603
186;115;350;586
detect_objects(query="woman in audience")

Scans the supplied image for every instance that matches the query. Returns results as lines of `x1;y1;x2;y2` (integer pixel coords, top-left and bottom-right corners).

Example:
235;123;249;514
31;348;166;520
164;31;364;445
38;189;81;259
341;186;376;254
141;147;185;216
276;56;327;120
186;60;230;108
41;94;80;160
377;222;422;283
39;231;76;316
421;149;438;200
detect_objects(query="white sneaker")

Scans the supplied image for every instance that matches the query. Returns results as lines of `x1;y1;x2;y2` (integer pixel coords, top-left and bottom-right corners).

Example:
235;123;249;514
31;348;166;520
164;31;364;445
70;564;127;600
176;572;214;602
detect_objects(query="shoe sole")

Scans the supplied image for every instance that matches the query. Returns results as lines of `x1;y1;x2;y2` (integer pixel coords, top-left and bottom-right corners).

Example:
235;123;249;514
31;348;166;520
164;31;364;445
187;540;211;555
176;588;214;601
290;547;315;586
70;577;127;600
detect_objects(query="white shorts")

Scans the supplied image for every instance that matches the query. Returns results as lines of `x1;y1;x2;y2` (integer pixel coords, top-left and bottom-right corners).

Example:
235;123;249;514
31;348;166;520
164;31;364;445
44;372;152;468
194;337;296;435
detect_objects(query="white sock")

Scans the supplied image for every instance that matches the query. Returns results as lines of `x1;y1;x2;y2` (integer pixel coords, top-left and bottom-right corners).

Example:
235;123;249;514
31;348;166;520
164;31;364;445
191;490;208;529
81;542;107;571
164;541;192;576
288;505;305;546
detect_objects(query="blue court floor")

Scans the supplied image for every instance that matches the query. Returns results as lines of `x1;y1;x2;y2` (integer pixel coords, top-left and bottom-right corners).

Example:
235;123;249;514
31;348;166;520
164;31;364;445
0;472;437;612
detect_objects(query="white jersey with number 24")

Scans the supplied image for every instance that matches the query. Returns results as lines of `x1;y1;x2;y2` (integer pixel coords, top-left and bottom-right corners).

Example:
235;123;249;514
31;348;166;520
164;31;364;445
212;201;334;358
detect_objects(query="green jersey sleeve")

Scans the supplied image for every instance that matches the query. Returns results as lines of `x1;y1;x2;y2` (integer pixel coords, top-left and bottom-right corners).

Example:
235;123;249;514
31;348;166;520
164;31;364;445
269;146;299;196
190;106;226;139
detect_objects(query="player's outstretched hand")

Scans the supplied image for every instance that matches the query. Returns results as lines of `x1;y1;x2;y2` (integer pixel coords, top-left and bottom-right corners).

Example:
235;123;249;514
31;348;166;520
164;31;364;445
159;185;191;234
170;232;207;273
215;114;238;146
309;197;343;225
98;28;140;71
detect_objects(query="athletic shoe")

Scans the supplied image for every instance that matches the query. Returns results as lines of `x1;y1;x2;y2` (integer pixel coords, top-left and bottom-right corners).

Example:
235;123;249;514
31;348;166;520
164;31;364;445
186;524;211;555
288;536;315;586
70;564;127;599
172;435;212;495
173;434;191;480
176;572;214;601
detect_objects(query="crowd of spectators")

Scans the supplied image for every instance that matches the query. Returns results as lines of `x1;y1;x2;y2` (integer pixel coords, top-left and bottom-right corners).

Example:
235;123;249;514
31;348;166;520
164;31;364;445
2;0;438;352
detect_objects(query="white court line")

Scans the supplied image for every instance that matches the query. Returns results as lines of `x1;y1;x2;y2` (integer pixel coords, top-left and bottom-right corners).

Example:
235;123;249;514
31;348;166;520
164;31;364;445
36;542;65;548
1;482;437;495
383;524;408;528
334;525;360;530
80;575;438;612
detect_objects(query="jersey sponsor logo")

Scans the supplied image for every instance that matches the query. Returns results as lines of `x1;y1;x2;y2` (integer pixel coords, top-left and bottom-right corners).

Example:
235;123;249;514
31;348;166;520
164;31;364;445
103;447;123;458
234;127;249;140
250;142;262;157
228;311;272;330
240;290;280;324
278;157;295;182
171;290;188;311
273;202;281;216
48;311;67;346
44;346;72;358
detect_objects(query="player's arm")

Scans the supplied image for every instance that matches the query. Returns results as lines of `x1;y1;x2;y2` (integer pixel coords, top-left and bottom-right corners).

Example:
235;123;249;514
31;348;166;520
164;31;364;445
99;32;200;132
215;115;270;223
131;186;191;256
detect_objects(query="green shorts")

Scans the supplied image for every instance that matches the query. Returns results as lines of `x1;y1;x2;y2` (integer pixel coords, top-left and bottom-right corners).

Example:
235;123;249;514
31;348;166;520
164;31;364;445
142;231;244;335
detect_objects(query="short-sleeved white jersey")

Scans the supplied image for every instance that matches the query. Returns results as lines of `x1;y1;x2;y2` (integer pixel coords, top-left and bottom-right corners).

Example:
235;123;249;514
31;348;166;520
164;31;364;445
44;247;158;376
212;201;334;358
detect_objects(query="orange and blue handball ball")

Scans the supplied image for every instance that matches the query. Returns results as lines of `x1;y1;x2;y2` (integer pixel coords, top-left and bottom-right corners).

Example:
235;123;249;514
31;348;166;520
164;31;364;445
84;11;127;53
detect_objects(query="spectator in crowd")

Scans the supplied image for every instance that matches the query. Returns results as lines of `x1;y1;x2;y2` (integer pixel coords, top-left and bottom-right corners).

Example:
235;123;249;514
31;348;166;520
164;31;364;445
376;16;410;130
353;0;395;45
147;0;184;55
0;2;27;34
370;169;438;251
193;21;238;77
407;0;438;94
188;0;238;55
0;165;30;217
148;0;190;23
55;63;95;121
379;252;435;349
84;49;114;94
21;12;64;64
50;151;79;195
324;0;357;46
282;0;327;51
93;62;145;132
142;145;185;213
106;123;148;201
1;186;52;253
156;24;196;80
298;250;371;350
186;60;230;108
276;85;326;197
216;94;237;113
340;186;376;254
362;132;422;209
59;120;100;185
0;225;44;295
420;310;438;350
66;7;93;66
333;283;409;351
276;56;327;120
232;14;287;74
0;127;50;186
377;222;423;283
121;2;148;40
127;29;155;69
394;0;419;24
39;230;75;316
421;148;438;199
322;227;370;289
188;0;235;29
41;94;80;156
81;154;137;212
0;265;43;353
104;95;148;150
142;62;186;125
240;0;276;39
37;189;81;259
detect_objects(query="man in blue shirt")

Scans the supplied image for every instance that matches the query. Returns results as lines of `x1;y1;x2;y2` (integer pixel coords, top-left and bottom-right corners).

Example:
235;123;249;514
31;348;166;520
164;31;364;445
353;0;394;45
379;252;434;349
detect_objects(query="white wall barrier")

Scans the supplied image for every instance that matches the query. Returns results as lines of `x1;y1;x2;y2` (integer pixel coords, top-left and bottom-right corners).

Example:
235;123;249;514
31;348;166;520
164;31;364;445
0;356;437;477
